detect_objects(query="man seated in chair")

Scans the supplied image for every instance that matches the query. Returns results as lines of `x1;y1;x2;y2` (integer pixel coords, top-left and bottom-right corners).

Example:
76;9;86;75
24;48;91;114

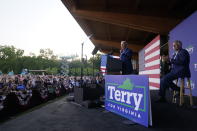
157;40;191;102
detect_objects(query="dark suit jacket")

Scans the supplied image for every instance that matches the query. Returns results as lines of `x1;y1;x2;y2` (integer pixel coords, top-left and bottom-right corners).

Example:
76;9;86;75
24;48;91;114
171;49;191;78
120;48;133;74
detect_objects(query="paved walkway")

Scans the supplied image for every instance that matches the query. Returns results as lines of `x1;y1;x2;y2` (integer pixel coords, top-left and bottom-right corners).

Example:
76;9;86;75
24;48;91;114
0;92;197;131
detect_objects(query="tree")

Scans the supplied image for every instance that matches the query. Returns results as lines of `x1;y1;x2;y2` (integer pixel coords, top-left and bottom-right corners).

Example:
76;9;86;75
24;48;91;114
59;55;78;76
89;54;101;69
0;45;61;74
67;54;102;76
0;45;24;73
39;48;57;60
0;45;24;59
46;67;58;75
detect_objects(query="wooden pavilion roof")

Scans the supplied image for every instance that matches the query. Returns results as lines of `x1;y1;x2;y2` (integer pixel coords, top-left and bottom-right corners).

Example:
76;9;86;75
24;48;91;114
61;0;196;57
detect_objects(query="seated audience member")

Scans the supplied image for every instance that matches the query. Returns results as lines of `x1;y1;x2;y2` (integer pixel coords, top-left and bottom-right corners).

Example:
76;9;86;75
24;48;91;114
160;53;171;78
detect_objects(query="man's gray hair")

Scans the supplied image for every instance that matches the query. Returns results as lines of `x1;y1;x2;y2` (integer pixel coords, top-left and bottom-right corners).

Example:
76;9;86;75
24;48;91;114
174;40;182;47
121;41;128;45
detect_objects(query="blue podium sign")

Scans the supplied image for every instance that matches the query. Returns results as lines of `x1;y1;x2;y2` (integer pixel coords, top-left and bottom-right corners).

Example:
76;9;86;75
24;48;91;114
105;75;151;127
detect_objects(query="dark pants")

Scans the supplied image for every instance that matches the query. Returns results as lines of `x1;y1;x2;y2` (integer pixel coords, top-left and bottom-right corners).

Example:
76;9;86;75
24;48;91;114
159;72;180;98
122;62;133;75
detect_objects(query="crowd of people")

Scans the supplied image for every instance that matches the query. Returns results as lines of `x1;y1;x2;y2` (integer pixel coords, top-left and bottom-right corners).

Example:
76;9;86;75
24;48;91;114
0;74;104;113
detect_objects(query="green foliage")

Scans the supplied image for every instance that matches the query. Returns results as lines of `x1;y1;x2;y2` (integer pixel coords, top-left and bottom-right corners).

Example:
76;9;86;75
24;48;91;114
88;54;101;69
68;54;101;76
0;45;60;74
0;45;102;76
39;48;57;60
0;45;24;59
0;45;24;73
46;67;58;75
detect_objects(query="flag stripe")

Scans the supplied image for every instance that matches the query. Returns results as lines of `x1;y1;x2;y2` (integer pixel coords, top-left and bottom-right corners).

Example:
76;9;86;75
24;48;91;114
145;64;160;70
145;59;160;68
145;41;160;54
145;50;160;60
149;86;159;90
144;35;160;49
139;69;160;75
149;82;160;88
145;55;160;63
149;78;160;84
147;74;160;78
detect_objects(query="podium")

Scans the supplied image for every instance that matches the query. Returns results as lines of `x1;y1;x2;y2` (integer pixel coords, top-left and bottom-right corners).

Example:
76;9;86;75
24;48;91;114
101;55;122;75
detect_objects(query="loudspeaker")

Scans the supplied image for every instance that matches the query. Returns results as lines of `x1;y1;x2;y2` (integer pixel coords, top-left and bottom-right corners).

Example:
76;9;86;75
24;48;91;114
92;47;98;55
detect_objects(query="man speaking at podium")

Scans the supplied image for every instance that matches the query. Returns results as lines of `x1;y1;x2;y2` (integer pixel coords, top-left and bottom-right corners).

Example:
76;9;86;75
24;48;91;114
120;41;133;75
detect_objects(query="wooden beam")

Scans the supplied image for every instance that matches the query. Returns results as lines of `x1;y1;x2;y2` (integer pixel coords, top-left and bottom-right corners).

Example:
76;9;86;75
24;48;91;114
75;18;93;37
106;24;111;41
92;39;144;52
72;9;181;34
61;0;76;12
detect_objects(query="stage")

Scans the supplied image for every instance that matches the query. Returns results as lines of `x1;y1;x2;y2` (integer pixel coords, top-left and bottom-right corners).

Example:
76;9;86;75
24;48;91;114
0;91;196;131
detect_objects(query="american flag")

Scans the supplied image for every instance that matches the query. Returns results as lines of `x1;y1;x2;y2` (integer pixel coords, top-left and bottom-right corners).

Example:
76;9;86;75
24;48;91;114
100;55;120;75
139;35;160;90
100;55;108;75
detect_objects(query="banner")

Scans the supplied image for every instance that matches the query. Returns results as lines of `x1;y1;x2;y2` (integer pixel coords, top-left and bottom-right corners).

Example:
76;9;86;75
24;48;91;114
105;75;152;127
169;11;197;96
